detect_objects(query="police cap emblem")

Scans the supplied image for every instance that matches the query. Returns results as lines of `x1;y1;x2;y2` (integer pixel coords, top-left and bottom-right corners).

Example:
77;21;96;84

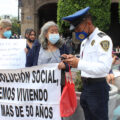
100;40;110;51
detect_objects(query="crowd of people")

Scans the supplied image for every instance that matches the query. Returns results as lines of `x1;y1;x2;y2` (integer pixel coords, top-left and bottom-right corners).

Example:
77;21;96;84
0;6;119;120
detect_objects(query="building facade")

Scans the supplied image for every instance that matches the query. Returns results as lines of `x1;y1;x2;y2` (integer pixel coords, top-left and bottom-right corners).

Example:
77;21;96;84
21;0;120;46
21;0;58;37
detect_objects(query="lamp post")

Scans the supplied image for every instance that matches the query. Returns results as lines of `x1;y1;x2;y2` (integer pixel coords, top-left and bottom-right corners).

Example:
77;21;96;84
18;0;22;38
18;1;20;21
17;0;20;38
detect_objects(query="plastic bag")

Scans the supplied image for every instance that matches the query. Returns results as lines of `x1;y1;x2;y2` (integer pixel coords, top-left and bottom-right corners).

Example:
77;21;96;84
60;66;77;117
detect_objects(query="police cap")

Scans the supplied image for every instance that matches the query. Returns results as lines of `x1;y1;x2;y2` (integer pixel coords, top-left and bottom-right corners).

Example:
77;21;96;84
62;7;90;30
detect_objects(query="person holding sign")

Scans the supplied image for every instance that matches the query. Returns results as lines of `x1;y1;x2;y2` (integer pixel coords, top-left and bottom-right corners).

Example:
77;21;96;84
26;21;69;88
0;19;12;39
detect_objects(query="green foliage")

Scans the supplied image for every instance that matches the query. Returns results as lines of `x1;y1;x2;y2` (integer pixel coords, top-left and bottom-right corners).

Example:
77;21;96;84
74;71;83;92
11;17;21;35
57;0;111;35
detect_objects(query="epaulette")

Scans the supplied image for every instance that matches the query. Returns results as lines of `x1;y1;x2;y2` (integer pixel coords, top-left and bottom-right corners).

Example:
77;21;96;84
97;32;106;38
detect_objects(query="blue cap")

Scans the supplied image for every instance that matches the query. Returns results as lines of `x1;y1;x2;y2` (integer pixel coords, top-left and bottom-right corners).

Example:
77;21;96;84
62;7;90;30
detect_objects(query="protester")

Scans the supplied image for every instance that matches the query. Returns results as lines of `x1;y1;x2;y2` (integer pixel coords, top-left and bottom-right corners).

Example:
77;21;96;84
13;33;18;39
107;70;115;84
65;36;73;54
26;21;69;89
106;51;118;84
0;19;12;39
24;28;31;39
116;46;120;53
25;29;36;54
62;7;113;120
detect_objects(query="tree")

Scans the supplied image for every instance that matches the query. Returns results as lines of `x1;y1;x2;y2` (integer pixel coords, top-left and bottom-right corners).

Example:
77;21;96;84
11;17;21;36
57;0;111;36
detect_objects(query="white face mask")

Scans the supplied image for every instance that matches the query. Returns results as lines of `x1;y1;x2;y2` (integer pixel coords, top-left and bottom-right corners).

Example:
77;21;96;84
48;34;60;44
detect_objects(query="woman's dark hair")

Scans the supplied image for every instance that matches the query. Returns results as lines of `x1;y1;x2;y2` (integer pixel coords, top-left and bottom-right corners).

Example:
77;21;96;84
25;28;32;39
28;29;36;37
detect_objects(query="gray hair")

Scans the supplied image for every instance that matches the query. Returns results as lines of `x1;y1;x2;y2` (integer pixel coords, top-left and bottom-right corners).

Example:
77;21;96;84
39;21;64;49
0;19;12;28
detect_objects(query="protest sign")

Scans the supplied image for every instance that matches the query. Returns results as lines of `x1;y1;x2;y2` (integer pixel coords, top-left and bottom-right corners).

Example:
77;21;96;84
0;63;61;120
0;39;26;69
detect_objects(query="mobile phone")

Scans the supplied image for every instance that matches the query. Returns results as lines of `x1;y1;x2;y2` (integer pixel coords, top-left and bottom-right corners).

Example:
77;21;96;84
76;55;80;58
60;56;66;60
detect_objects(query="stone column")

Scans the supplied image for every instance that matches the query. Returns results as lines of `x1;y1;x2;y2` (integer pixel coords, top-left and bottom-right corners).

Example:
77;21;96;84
21;0;35;37
34;12;39;37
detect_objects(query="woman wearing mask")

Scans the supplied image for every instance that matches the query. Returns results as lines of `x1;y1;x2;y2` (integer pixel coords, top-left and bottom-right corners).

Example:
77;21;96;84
0;19;12;39
26;21;69;89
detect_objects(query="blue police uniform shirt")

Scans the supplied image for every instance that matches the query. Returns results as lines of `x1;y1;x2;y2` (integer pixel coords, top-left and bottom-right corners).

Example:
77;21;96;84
77;27;113;78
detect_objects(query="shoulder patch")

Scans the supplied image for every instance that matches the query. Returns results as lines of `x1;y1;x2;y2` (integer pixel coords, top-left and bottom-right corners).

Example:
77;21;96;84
91;40;95;46
100;40;110;51
98;32;106;38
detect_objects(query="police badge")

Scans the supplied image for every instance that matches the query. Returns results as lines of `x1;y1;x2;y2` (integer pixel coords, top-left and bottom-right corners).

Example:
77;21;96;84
100;40;110;51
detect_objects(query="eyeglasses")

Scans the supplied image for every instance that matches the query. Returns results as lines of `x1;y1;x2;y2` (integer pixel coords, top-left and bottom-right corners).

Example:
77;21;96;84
30;34;36;36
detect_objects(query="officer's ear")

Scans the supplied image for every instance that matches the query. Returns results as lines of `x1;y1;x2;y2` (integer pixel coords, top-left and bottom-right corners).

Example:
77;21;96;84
87;19;92;26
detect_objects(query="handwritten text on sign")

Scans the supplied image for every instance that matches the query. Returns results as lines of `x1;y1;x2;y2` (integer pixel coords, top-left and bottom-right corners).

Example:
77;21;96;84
0;63;61;120
0;39;26;69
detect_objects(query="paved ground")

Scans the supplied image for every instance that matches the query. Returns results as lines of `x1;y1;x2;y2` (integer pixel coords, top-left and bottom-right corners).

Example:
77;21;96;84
63;94;85;120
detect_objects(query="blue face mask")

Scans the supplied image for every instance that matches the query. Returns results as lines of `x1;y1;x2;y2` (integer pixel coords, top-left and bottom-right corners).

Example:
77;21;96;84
49;34;60;44
75;31;88;41
3;30;12;38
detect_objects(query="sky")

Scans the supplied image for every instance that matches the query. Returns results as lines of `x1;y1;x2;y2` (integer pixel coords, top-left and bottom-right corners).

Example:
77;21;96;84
0;0;18;17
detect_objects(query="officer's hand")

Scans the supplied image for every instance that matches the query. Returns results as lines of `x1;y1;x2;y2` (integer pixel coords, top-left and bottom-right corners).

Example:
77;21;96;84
58;62;65;70
63;57;80;68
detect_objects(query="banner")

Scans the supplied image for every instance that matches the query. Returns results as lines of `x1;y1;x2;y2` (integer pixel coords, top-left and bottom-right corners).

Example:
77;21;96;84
0;39;26;69
0;63;61;120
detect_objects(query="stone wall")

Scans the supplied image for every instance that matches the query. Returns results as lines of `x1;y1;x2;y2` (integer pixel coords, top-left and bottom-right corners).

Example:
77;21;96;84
21;0;58;37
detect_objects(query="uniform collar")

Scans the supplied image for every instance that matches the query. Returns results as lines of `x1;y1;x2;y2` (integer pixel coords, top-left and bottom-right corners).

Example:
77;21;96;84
88;27;99;41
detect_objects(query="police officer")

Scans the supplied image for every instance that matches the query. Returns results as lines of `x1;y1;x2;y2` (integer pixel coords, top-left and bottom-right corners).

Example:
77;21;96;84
62;7;113;120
